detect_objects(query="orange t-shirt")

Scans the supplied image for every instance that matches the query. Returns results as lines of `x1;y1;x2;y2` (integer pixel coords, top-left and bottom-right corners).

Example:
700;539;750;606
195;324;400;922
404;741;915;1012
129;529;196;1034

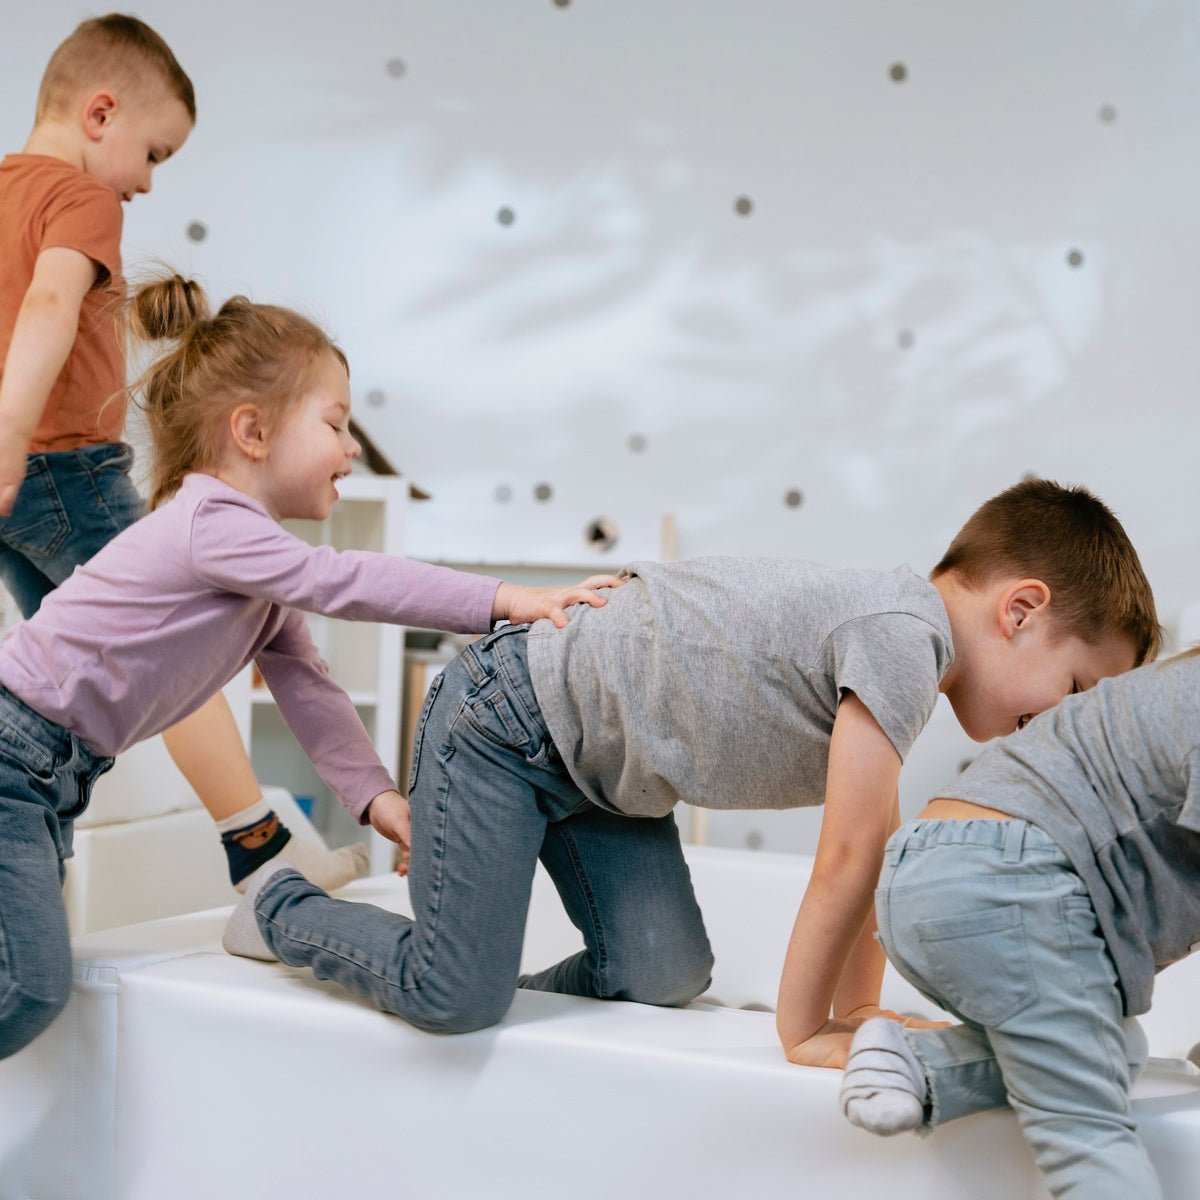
0;154;127;452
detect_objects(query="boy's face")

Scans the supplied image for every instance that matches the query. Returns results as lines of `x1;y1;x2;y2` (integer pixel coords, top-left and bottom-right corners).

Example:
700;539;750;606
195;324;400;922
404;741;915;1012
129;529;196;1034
82;88;193;202
950;620;1136;742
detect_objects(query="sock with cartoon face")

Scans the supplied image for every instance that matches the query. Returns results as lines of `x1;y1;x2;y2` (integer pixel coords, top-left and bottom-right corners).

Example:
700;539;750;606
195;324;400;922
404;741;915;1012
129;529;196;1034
216;799;370;892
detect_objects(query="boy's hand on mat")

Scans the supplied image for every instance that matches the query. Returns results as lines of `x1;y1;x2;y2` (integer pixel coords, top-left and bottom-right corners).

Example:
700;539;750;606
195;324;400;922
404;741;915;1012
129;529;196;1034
493;576;625;629
784;1019;858;1070
366;790;411;875
843;1004;950;1031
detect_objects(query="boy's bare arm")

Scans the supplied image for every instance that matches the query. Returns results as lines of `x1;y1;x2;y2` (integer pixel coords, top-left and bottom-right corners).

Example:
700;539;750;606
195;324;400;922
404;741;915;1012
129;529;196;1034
832;793;901;1019
0;247;98;514
775;693;901;1067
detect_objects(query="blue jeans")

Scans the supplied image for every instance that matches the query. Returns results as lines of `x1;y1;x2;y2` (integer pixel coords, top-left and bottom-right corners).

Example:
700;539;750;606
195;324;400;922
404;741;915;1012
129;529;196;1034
877;819;1159;1200
254;623;714;1032
0;444;144;617
0;686;112;1059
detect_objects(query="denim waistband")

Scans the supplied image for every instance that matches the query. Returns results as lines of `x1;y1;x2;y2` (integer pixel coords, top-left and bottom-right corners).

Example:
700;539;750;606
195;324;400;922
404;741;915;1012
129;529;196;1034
0;684;110;772
886;817;1062;866
462;622;531;688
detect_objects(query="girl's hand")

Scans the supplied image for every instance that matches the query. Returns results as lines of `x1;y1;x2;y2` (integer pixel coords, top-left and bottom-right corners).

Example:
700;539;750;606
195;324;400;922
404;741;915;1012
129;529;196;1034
492;576;625;629
365;790;411;876
842;1004;950;1030
783;1019;858;1070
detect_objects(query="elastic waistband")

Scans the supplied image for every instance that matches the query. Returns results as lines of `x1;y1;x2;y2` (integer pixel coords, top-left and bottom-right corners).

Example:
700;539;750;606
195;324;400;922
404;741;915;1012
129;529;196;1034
886;817;1062;865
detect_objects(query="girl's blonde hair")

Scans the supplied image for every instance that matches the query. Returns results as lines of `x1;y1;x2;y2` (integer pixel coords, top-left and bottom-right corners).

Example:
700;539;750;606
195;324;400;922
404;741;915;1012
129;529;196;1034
127;274;346;508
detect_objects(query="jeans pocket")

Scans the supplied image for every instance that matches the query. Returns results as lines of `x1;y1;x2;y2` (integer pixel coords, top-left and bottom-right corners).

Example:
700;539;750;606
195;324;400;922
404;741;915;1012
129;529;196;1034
407;672;445;794
0;723;57;784
915;904;1038;1027
463;688;527;751
0;460;69;559
86;445;145;530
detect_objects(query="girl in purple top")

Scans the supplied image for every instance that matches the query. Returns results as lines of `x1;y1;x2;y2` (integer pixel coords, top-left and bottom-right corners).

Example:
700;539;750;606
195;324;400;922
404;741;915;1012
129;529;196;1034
0;273;617;1061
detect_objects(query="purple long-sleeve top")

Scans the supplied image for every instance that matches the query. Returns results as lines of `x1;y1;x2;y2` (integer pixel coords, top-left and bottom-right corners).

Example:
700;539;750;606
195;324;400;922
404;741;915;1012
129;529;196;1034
0;473;500;821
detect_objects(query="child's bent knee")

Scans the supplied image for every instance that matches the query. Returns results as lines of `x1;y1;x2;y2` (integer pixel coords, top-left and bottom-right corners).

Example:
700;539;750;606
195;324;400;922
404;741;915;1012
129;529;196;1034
614;951;714;1008
0;981;72;1061
395;986;514;1035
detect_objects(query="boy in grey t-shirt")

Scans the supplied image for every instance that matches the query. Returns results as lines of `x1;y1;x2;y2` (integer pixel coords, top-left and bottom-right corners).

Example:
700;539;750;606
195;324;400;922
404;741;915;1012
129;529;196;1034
226;481;1160;1070
841;651;1200;1199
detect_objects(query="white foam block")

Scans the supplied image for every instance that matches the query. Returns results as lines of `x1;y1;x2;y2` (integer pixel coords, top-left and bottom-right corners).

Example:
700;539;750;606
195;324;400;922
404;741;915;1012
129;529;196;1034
4;848;1200;1200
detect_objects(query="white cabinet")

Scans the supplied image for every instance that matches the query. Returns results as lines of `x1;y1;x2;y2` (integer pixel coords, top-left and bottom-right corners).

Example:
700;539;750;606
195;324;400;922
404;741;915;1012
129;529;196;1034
238;474;409;875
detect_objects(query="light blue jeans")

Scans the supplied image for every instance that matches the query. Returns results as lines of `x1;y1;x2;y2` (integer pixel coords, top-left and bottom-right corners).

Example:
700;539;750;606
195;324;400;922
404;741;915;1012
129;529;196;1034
254;623;714;1032
877;819;1158;1200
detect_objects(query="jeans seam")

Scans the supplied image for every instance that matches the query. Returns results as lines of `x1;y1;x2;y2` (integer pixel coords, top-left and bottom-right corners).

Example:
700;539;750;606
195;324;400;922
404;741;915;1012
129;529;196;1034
1059;888;1121;1088
555;824;609;992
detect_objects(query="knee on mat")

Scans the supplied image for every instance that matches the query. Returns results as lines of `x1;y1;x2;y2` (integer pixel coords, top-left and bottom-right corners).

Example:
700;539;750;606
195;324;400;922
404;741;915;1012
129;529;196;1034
0;973;73;1061
400;985;515;1036
607;949;715;1008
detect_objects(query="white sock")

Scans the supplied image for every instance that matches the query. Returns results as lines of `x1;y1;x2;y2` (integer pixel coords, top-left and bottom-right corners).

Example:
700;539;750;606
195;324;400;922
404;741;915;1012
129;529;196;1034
221;860;296;961
840;1017;928;1136
233;836;370;894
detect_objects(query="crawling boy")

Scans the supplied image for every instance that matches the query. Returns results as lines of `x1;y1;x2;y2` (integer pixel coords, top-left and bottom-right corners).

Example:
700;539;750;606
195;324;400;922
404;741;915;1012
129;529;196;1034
225;479;1159;1061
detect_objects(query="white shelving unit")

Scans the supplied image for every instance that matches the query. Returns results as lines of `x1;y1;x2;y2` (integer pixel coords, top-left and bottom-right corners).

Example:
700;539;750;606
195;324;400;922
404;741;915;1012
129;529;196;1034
236;474;409;875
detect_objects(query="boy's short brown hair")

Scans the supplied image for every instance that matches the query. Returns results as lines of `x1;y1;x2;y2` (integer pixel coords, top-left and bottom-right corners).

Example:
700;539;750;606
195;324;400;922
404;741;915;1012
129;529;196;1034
36;14;195;123
932;478;1161;665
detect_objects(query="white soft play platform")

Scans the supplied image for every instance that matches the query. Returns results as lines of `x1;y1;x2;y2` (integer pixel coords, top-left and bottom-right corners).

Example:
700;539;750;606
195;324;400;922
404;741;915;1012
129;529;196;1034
3;845;1199;1200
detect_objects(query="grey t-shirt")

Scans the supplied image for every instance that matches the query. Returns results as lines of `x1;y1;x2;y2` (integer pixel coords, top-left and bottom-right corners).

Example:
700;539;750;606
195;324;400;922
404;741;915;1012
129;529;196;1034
940;655;1200;1016
526;558;953;819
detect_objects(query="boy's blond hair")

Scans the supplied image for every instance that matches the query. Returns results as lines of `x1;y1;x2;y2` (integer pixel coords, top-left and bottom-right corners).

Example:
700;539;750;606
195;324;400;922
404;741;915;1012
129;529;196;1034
36;14;195;123
932;478;1162;666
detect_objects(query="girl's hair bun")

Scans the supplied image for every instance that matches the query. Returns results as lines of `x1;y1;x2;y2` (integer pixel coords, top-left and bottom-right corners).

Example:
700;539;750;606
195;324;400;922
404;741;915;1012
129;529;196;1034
129;274;211;342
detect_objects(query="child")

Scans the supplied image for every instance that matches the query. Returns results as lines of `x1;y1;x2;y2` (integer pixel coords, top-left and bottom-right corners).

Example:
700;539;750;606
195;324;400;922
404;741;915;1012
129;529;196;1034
0;14;360;893
0;271;618;1061
839;649;1199;1200
224;478;1160;1056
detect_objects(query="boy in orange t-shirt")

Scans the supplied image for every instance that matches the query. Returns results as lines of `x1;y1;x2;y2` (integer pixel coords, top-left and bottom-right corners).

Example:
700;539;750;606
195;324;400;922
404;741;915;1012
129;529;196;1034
0;14;369;894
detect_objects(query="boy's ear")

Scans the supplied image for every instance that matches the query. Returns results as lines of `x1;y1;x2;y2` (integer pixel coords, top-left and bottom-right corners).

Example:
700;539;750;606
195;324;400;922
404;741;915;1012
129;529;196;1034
998;579;1051;639
229;404;268;459
81;91;118;141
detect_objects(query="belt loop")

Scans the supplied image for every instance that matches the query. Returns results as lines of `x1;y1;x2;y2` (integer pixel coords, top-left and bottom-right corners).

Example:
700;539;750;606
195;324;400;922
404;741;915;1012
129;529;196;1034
884;822;913;868
1002;819;1025;863
462;642;489;686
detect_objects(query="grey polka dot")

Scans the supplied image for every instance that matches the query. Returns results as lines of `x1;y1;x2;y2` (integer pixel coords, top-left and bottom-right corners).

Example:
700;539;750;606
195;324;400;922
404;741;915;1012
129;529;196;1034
497;207;516;227
534;482;553;502
784;489;804;509
745;830;764;850
1099;104;1117;124
552;0;570;7
734;195;754;217
584;517;619;552
1066;248;1085;268
494;484;513;503
186;221;207;243
385;58;406;78
889;62;907;83
898;329;915;350
627;433;647;453
365;388;386;408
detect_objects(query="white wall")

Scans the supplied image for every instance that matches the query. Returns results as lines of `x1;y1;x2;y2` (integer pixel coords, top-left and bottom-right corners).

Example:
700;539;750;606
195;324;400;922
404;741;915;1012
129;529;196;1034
3;1;1197;850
